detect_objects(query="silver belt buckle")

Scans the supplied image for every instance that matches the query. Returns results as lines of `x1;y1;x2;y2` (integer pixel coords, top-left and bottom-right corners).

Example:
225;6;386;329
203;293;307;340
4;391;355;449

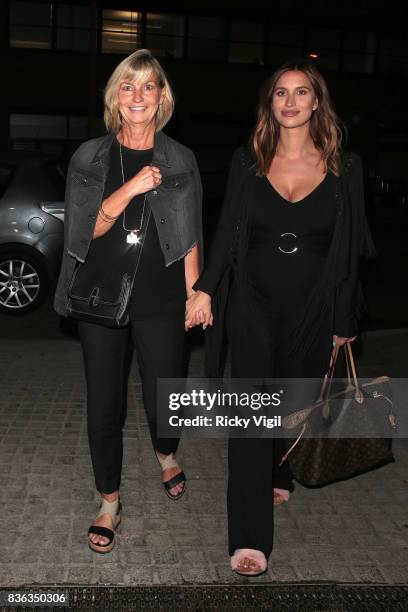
278;232;298;254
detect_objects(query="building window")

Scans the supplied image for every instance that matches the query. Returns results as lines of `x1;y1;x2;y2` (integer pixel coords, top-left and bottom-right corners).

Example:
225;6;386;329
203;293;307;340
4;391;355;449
9;113;93;154
306;27;341;71
56;4;92;52
145;13;184;59
267;25;303;65
10;114;67;140
187;16;227;61
379;35;408;76
341;31;376;74
9;1;52;49
229;20;265;65
102;9;142;54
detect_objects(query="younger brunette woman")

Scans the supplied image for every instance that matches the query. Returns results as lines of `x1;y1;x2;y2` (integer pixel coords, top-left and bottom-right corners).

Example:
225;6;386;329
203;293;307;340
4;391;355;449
186;59;374;575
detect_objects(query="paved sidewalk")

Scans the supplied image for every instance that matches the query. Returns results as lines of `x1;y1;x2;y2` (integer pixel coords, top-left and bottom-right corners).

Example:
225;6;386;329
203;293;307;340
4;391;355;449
0;330;407;587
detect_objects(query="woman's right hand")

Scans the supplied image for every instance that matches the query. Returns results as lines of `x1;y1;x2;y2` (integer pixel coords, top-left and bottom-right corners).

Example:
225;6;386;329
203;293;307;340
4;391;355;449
185;290;213;331
128;165;162;197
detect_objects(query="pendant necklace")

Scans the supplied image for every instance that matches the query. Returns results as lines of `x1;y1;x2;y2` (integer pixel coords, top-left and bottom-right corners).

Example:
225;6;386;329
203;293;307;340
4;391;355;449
119;143;146;245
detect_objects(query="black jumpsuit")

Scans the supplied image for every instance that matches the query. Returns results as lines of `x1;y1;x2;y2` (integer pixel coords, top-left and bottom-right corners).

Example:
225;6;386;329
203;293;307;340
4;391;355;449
226;172;337;557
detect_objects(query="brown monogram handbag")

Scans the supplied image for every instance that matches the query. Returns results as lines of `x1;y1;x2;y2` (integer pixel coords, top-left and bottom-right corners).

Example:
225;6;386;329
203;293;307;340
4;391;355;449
279;343;396;487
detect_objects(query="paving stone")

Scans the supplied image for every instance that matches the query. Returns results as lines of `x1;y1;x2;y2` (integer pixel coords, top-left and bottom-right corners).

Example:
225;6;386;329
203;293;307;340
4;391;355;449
350;565;387;583
176;548;208;566
329;531;358;546
93;566;127;585
323;564;355;582
287;548;319;565
378;565;408;583
214;564;249;583
340;548;373;565
34;564;68;583
295;564;327;581
366;547;405;565
181;566;216;583
207;549;229;564
122;567;155;585
68;548;95;565
5;564;38;585
67;564;93;584
269;564;299;582
154;567;184;584
152;550;178;564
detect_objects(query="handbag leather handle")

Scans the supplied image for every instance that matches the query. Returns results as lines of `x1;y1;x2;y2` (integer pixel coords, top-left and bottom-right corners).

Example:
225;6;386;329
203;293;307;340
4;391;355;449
344;342;364;403
318;342;361;404
317;344;340;403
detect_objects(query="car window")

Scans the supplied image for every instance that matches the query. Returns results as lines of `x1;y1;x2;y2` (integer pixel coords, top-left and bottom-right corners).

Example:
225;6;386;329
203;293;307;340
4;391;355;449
42;160;67;200
0;165;15;199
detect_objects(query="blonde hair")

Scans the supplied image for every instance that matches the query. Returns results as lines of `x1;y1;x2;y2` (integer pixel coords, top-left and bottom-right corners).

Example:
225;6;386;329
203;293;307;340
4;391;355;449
104;49;175;133
250;58;344;176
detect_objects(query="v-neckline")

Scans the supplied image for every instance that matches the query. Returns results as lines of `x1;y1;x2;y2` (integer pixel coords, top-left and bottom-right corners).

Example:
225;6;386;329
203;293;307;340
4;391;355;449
264;172;328;204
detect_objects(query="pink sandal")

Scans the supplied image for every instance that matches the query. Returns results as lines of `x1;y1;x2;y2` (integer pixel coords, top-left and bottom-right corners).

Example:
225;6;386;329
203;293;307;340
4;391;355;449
230;548;267;576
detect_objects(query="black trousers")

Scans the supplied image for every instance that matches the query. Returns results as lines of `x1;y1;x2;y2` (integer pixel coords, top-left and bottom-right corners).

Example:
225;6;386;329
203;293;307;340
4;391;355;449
78;315;184;494
226;288;332;558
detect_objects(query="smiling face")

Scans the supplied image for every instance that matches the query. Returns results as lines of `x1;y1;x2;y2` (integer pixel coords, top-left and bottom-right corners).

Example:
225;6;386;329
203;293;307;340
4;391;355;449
272;70;318;129
118;73;165;128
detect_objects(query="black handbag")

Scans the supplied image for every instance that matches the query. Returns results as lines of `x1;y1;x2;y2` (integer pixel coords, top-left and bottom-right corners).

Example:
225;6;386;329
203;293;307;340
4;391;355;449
279;343;396;487
67;208;150;328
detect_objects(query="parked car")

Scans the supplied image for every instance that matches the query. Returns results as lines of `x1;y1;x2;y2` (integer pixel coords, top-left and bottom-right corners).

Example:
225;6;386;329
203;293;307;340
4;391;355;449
0;152;65;314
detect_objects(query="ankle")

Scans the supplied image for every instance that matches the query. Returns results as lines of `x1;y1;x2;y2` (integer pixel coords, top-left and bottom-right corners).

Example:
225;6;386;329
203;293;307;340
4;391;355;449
101;491;119;503
155;450;179;471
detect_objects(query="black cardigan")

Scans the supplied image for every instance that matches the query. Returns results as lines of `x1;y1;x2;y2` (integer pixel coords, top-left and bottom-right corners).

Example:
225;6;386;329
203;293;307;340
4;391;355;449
194;147;376;377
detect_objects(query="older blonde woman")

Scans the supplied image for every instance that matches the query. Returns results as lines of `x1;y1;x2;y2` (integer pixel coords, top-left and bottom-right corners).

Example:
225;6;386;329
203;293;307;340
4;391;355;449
55;49;202;553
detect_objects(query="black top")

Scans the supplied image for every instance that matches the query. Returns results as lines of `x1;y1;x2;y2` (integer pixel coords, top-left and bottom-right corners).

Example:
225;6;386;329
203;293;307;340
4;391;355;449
247;172;337;306
85;137;185;320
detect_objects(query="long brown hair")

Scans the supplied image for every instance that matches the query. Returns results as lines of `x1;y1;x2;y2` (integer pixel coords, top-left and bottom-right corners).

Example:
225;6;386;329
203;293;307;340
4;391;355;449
250;58;344;176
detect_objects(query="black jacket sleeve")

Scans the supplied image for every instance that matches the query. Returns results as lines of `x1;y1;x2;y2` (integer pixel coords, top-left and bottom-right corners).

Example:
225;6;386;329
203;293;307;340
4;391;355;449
333;153;376;337
193;148;244;296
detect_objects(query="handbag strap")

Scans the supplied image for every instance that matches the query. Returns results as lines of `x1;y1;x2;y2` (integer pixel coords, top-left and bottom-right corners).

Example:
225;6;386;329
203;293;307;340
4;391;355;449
344;342;364;403
318;342;362;404
345;342;358;387
317;344;340;402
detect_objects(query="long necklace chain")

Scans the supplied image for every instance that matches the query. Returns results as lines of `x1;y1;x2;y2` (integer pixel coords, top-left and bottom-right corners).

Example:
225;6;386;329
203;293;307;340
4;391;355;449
119;143;146;242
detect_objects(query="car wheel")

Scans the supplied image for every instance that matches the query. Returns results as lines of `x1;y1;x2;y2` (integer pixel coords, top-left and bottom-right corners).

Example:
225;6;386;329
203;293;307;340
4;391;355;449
0;251;48;314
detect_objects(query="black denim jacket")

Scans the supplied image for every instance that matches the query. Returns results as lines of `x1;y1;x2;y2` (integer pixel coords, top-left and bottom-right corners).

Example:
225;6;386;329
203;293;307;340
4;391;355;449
54;130;203;316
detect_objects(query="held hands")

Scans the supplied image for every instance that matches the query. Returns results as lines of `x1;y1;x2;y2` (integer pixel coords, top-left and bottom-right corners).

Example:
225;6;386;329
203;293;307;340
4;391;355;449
129;165;162;197
185;290;213;331
333;334;357;347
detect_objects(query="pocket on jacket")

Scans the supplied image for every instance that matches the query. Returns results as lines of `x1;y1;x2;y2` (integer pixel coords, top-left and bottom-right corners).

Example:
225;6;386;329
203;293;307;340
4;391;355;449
70;170;103;206
160;171;193;210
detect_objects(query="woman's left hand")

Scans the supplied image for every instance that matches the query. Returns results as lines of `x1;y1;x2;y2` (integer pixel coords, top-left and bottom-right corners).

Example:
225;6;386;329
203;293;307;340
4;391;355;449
333;334;357;347
185;290;213;331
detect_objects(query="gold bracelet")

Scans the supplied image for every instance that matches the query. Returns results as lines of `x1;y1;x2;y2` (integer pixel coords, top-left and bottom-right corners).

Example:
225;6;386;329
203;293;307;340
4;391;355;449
98;204;120;222
98;208;115;223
